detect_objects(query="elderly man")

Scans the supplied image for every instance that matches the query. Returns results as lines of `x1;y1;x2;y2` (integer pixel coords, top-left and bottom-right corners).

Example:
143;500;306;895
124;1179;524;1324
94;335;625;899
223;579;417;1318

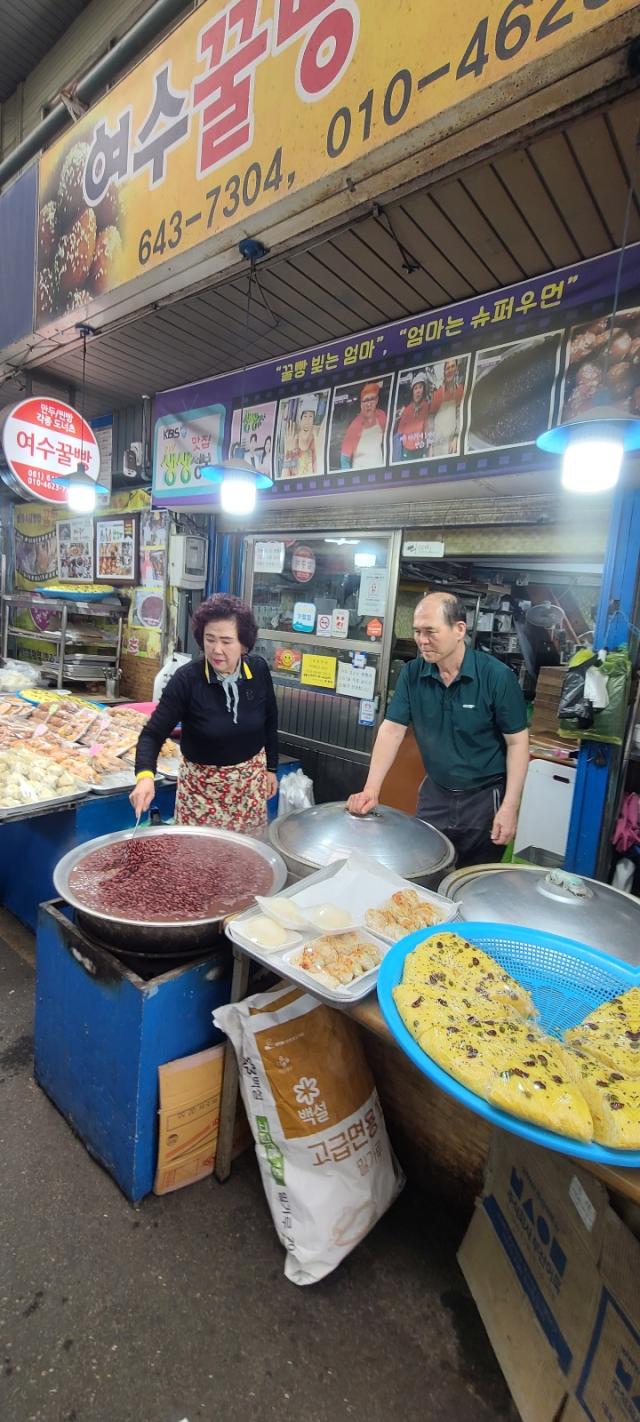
347;591;529;867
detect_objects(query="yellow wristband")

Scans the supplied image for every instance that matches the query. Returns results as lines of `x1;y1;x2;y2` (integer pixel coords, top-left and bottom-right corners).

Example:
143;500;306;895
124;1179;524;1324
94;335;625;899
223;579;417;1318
135;771;155;782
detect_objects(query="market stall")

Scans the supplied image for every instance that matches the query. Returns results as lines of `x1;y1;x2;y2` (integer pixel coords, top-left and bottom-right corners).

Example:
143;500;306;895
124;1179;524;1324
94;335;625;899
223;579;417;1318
0;688;179;929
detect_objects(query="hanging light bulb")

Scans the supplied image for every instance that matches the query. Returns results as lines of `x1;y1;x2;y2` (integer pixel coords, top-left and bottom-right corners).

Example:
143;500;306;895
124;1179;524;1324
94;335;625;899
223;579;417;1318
199;240;274;513
537;403;639;494
52;325;108;509
54;461;110;511
220;473;258;515
537;121;640;492
54;457;110;511
200;452;272;510
560;436;624;495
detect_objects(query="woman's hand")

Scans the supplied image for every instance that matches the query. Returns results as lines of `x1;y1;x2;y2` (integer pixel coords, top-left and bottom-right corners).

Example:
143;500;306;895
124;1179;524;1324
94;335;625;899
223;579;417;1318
266;771;278;801
129;776;155;819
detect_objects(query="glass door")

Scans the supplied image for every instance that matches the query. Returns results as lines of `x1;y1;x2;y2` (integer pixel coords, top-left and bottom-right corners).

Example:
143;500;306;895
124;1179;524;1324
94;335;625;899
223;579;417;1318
243;530;401;759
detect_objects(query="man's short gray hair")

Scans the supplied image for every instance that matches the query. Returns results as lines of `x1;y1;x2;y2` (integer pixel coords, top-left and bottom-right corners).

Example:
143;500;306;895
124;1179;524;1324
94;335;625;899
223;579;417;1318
416;591;467;627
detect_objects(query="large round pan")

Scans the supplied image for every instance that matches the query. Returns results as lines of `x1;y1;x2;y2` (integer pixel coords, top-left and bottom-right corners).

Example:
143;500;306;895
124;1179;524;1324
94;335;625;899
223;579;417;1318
54;823;287;954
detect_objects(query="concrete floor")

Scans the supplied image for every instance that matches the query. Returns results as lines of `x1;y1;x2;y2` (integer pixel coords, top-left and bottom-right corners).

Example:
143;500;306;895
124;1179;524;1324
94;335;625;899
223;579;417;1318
0;920;517;1422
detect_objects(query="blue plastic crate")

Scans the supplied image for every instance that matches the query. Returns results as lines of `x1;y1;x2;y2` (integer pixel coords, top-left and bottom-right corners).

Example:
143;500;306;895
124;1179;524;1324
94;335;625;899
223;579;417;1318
377;922;640;1168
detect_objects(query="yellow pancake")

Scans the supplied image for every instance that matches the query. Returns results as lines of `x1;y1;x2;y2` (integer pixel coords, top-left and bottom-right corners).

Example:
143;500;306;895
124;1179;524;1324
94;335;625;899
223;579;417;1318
566;988;640;1079
564;1049;640;1149
404;937;535;1018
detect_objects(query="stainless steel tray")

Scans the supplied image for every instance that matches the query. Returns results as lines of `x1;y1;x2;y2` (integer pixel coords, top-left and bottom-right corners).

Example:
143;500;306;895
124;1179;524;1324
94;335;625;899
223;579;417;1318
0;787;91;821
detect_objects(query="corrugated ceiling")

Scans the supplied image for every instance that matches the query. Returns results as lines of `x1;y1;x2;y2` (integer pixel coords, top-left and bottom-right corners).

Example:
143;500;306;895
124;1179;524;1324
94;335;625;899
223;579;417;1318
0;0;94;103
29;91;640;413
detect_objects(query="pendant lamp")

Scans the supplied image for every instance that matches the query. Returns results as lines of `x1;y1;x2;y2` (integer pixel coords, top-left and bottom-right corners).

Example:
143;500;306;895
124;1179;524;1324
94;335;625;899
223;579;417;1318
537;124;640;493
200;240;274;515
52;325;109;511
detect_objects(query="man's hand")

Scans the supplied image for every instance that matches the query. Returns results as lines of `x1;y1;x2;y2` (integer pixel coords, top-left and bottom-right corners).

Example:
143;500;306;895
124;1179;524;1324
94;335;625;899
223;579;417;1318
347;787;379;816
491;801;518;846
129;777;155;819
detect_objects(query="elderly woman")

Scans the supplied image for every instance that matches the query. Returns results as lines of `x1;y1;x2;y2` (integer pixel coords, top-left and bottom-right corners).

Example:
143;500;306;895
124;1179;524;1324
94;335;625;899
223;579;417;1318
130;593;278;833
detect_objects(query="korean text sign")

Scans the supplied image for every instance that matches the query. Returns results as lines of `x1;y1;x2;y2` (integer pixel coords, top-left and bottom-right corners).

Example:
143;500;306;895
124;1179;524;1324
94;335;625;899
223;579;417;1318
36;0;637;323
1;398;100;504
152;242;640;503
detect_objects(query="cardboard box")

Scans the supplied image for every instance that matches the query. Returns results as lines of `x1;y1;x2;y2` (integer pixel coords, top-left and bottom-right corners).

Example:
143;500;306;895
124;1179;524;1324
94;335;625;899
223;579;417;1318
458;1131;640;1422
569;1207;640;1422
154;1045;249;1195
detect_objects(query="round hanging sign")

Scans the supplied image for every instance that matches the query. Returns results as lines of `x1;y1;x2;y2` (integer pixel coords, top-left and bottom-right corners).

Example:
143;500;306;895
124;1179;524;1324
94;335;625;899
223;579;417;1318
1;398;101;504
291;545;316;583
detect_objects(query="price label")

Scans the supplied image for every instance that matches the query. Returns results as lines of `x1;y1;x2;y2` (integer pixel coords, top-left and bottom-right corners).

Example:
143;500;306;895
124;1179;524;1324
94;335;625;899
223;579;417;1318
255;541;285;573
336;662;376;700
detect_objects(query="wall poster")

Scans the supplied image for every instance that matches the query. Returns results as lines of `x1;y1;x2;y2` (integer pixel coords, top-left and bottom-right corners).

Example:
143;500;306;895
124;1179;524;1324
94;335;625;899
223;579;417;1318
56;517;94;581
153;244;640;506
95;515;138;583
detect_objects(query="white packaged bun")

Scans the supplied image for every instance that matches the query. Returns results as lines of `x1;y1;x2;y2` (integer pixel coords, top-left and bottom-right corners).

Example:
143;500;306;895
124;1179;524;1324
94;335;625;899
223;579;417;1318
305;903;354;933
256;895;308;930
240;915;300;951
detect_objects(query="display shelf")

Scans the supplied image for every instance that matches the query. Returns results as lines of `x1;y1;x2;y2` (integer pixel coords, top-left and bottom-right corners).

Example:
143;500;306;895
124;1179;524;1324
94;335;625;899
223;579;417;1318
2;593;124;691
3;594;123;616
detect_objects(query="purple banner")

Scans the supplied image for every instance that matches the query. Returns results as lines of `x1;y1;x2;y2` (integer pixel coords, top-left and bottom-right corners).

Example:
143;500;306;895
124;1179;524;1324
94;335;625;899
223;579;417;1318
152;243;640;506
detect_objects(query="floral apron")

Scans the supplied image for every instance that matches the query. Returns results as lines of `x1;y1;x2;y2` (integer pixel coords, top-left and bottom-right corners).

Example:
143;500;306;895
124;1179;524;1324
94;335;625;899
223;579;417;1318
175;748;268;834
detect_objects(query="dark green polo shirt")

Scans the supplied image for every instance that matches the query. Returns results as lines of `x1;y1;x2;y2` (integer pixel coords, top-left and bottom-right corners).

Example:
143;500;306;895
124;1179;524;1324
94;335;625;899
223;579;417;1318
386;646;527;791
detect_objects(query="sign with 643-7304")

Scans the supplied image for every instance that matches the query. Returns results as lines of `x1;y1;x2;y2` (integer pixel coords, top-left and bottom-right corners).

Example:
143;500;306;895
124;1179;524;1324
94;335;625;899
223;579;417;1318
36;0;635;326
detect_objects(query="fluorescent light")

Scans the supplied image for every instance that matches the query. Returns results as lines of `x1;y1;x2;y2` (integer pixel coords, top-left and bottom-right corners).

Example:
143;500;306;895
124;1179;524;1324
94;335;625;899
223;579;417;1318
220;475;257;515
561;438;624;494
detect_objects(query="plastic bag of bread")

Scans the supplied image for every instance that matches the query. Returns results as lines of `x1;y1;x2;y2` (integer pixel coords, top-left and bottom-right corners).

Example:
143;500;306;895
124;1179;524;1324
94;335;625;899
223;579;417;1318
214;985;404;1285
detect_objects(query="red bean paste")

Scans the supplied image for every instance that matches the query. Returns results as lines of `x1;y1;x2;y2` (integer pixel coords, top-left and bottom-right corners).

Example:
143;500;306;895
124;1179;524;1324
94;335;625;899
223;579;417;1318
69;834;273;921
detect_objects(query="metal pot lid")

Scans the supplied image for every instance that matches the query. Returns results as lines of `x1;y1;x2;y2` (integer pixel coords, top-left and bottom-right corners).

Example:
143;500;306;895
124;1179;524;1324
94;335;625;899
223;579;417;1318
270;802;454;879
438;864;640;966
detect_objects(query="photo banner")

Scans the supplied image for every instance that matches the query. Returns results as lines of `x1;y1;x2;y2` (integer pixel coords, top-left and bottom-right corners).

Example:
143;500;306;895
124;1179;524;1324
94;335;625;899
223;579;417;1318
35;0;636;326
152;242;640;504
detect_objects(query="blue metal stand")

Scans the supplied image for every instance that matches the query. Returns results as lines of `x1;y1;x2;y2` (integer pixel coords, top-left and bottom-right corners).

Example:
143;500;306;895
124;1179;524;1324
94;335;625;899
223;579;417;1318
34;901;231;1202
564;483;640;876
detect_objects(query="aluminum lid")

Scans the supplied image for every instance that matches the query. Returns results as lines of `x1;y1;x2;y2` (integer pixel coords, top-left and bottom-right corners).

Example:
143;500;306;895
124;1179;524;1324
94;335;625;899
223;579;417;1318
271;801;455;879
438;864;640;966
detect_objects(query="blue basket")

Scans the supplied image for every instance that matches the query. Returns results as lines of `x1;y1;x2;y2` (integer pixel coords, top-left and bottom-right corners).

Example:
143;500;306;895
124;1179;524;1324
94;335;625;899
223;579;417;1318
377;922;640;1167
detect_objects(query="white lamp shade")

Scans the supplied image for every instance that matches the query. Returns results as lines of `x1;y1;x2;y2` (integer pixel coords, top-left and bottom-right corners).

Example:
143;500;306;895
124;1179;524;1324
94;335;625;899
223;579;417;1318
561;438;624;494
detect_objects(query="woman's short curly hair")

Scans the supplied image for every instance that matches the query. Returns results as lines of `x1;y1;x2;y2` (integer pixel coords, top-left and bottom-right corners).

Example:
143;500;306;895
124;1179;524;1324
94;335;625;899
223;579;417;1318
192;594;258;651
